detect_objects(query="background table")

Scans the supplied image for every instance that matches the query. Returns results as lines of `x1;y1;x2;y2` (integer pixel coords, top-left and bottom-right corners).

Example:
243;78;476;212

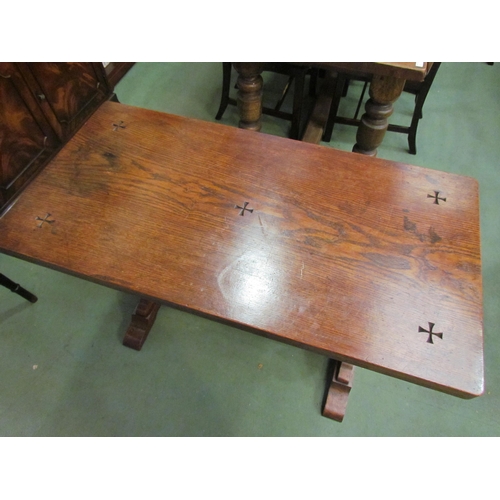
233;62;429;155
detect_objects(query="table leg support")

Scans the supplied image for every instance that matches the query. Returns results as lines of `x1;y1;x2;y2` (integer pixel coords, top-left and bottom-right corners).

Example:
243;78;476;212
232;63;265;132
322;359;355;422
123;298;161;351
353;74;406;156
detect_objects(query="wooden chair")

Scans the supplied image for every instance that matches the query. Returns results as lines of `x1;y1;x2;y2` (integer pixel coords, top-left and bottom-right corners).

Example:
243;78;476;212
0;273;38;303
215;62;309;140
322;63;441;154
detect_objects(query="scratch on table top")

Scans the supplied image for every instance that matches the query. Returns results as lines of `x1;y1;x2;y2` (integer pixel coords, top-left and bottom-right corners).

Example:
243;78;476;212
258;215;265;236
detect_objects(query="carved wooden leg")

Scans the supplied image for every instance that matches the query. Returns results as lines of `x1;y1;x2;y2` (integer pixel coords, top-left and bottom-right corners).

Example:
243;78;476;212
353;74;406;157
232;63;265;132
123;298;161;351
322;359;355;422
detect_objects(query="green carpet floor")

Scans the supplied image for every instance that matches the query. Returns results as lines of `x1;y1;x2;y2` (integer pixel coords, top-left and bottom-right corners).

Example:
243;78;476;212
1;62;498;436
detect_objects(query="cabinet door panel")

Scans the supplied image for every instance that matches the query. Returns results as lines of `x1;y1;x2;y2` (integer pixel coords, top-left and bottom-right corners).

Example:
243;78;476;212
26;62;109;139
0;63;60;212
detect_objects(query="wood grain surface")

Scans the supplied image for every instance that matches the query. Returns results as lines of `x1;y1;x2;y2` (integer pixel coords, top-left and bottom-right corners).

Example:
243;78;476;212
295;62;429;81
0;101;483;397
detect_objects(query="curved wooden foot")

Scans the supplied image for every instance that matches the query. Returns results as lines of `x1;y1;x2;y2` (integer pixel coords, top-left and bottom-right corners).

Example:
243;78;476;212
322;359;355;422
123;298;161;351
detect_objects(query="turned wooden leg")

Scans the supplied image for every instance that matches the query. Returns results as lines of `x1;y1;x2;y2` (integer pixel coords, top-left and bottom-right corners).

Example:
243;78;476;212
123;298;161;351
353;74;406;157
232;63;265;132
322;359;355;422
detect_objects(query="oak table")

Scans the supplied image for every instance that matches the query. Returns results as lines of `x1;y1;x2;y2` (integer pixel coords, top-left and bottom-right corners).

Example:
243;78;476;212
0;101;484;421
233;62;429;153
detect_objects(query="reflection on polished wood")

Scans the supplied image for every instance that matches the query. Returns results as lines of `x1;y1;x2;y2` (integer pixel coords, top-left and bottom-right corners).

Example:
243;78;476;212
0;101;484;419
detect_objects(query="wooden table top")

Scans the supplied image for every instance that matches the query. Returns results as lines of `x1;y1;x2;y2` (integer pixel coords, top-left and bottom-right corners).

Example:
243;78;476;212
297;62;429;81
0;101;483;398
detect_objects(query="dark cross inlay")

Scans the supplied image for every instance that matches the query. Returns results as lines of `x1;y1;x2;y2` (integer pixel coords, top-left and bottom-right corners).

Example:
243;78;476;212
35;213;55;228
427;190;446;205
113;121;126;131
234;202;254;216
418;322;443;344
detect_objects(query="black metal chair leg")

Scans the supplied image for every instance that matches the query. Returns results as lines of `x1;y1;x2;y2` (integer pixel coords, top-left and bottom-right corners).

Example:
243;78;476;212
215;62;232;120
408;95;424;154
406;63;441;154
290;69;307;140
0;273;38;303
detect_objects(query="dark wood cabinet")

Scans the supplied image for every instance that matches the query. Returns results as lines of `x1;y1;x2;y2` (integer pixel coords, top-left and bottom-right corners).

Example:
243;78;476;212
103;62;134;88
17;63;110;141
0;62;61;212
0;62;113;213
